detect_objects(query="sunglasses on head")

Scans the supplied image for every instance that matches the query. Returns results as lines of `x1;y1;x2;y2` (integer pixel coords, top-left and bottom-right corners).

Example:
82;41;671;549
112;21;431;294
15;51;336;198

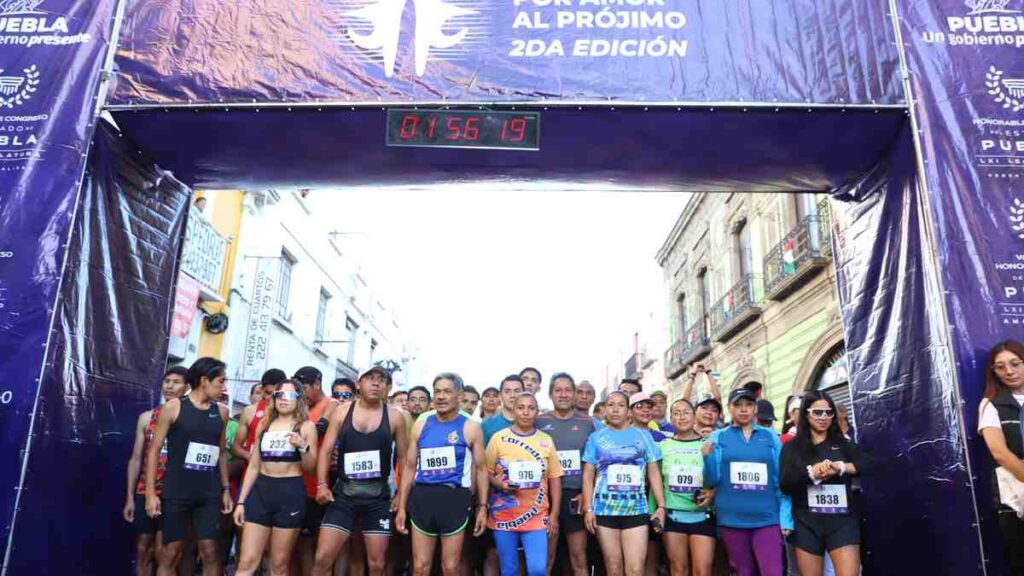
809;408;835;419
273;390;300;401
333;391;354;400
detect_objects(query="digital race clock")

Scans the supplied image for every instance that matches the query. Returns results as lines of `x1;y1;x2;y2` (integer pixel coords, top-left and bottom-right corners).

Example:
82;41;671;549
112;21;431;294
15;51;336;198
385;109;540;151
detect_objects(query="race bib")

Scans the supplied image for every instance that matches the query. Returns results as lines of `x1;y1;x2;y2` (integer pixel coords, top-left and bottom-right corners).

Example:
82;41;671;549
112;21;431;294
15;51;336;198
508;461;543;489
667;466;702;493
807;484;848;514
557;450;581;476
184;442;219;471
420;446;456;476
730;462;768;491
344;450;382;479
261;431;294;458
607;464;643;492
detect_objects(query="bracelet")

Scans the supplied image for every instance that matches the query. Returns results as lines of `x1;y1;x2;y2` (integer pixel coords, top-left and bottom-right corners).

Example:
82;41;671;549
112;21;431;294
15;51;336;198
317;482;329;489
222;486;231;491
237;503;245;507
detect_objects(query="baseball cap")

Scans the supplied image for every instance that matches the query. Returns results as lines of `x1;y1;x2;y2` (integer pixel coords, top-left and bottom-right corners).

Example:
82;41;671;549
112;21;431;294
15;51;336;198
756;399;777;422
695;395;722;411
728;387;757;405
787;396;803;414
358;366;389;381
293;366;322;385
629;392;654;408
650;390;667;399
260;368;287;387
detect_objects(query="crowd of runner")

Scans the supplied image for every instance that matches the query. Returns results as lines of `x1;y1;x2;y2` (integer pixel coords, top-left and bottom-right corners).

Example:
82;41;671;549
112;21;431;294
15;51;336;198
124;359;872;576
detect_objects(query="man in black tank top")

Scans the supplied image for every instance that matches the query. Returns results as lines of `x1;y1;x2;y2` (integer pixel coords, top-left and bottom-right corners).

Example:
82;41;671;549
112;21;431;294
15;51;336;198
145;357;234;576
311;366;409;576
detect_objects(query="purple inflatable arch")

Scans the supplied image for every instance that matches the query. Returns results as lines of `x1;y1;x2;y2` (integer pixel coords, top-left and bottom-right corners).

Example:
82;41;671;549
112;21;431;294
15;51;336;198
0;0;1018;574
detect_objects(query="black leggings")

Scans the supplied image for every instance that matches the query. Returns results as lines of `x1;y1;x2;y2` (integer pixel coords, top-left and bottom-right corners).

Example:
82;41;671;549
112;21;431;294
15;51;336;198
998;509;1024;575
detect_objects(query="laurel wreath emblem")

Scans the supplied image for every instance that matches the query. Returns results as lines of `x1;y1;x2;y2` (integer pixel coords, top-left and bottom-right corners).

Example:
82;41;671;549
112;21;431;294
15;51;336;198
987;66;1024;112
0;65;40;109
1011;198;1024;240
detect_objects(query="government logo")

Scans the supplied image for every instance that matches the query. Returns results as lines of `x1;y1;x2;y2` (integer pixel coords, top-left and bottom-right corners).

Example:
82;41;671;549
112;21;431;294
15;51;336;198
0;65;38;109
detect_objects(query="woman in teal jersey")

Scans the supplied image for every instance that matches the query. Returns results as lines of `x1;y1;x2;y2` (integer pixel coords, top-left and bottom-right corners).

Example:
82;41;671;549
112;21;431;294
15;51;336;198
581;391;666;576
659;399;716;576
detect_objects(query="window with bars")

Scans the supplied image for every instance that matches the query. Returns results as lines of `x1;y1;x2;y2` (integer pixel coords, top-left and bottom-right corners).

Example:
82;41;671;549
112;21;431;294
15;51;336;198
345;317;359;365
278;252;296;319
315;289;330;344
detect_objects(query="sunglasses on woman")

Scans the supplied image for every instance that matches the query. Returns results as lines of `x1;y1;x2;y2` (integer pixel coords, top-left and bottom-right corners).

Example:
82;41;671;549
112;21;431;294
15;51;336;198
809;408;835;419
273;390;300;401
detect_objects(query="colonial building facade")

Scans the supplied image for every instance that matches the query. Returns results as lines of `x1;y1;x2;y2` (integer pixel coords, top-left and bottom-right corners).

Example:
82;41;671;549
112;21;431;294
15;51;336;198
655;193;851;426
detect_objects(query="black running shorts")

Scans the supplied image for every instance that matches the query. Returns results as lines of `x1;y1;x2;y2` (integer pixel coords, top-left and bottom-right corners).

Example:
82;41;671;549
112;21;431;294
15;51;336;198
161;496;221;543
792;509;860;555
134;494;160;535
408;484;473;537
665;515;716;538
243;475;306;530
322;494;392;536
559;488;586;534
595;514;648;530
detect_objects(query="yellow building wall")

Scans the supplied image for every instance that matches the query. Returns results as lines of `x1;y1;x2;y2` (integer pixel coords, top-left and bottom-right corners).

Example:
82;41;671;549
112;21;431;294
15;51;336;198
195;190;245;359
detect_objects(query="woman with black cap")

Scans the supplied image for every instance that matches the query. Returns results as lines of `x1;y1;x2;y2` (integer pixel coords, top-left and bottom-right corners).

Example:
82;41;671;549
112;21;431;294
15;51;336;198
702;387;791;576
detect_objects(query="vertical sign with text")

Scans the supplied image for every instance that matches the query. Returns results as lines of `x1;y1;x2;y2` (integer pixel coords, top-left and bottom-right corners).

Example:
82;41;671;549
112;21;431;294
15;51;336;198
241;258;278;383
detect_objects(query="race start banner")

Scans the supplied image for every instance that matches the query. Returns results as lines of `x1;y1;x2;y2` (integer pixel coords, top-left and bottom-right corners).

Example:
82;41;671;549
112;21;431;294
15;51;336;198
0;0;117;565
897;0;1024;568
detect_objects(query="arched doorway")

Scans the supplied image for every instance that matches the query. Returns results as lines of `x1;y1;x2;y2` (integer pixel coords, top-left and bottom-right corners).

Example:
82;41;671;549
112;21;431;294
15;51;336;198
809;344;853;425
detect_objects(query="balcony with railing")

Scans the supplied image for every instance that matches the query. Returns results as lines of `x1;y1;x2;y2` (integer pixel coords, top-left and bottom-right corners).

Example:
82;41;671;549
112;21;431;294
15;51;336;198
763;206;831;301
180;211;229;299
664;319;712;378
710;274;763;342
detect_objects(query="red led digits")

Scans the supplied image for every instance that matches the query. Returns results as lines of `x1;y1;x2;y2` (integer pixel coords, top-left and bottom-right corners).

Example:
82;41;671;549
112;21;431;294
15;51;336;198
500;118;527;142
388;110;536;149
445;117;463;140
464;117;480;141
399;115;419;139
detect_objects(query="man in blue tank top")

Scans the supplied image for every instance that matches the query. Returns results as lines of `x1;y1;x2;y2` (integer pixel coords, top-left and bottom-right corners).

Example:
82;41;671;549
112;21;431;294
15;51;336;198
396;373;489;576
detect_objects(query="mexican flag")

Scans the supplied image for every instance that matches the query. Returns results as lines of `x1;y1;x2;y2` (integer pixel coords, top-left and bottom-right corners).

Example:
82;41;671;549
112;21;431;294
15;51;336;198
782;239;796;274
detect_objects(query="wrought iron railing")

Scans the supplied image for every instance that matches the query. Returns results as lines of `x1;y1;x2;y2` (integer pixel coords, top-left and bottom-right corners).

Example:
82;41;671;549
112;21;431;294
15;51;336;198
710;274;763;339
664;340;685;378
763;213;826;297
180;210;228;294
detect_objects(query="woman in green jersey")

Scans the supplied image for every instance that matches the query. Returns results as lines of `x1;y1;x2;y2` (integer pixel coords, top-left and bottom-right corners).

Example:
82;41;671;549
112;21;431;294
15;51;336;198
659;399;716;576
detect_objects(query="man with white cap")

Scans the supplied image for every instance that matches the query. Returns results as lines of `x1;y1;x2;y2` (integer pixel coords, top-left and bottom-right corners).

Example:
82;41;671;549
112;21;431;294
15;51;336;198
312;366;409;576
